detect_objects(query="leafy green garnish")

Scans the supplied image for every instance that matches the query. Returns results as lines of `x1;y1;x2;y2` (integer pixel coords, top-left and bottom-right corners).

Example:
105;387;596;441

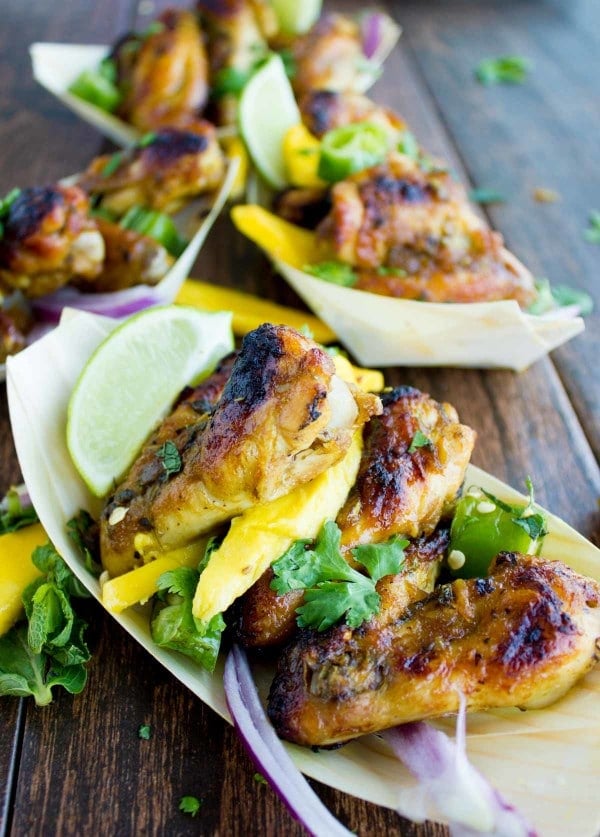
304;261;358;287
408;430;432;453
253;772;268;785
151;543;225;672
179;796;202;817
67;510;101;575
156;441;182;479
469;188;505;205
0;543;92;705
0;486;38;534
120;206;188;257
475;56;531;85
583;210;600;244
481;477;548;543
101;152;124;178
0;187;21;239
528;278;593;316
138;132;157;148
138;723;152;740
376;265;407;277
397;130;420;160
271;521;407;631
213;67;254;97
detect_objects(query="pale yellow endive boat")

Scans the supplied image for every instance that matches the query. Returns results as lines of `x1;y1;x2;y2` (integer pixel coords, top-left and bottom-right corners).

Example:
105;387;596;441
6;309;600;837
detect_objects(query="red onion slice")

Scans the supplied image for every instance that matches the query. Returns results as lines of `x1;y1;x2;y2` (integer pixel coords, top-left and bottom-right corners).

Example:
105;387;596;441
223;645;353;837
31;284;164;324
360;12;401;64
383;696;537;836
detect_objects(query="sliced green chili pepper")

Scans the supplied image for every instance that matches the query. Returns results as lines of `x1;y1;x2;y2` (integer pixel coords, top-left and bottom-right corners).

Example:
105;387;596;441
120;206;188;257
68;62;122;113
317;122;390;182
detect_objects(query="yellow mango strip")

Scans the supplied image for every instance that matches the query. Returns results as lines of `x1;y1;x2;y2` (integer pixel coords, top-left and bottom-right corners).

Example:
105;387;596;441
0;523;46;636
230;204;324;268
102;537;210;614
176;279;336;344
332;353;384;393
193;433;363;623
283;124;326;188
220;135;249;201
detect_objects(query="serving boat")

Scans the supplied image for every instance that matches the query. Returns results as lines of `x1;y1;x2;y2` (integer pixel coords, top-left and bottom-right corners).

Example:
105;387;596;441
6;309;600;836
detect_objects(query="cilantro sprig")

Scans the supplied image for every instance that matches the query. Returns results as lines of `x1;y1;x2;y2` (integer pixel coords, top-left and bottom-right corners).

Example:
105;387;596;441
179;796;202;817
528;278;593;317
481;477;548;542
304;261;358;287
0;543;92;705
271;521;407;631
475;56;532;86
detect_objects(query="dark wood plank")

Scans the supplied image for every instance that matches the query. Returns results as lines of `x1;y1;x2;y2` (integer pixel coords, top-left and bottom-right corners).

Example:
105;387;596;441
392;0;600;460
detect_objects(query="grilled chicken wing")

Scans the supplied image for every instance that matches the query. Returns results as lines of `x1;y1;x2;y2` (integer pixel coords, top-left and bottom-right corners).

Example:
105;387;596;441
317;151;537;307
268;552;600;746
0;185;104;298
79;126;225;216
236;385;472;648
115;9;210;132
299;90;407;139
72;218;172;293
291;14;367;98
100;325;381;576
236;524;449;649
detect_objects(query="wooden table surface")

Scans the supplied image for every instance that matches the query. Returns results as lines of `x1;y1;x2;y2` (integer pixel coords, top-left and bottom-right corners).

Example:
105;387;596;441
1;0;599;835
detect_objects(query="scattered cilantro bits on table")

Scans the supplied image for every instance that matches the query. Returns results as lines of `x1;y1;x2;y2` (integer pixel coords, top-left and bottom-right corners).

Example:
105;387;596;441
138;723;152;740
469;188;505;204
179;796;202;817
475;55;531;85
253;773;268;785
583;210;600;244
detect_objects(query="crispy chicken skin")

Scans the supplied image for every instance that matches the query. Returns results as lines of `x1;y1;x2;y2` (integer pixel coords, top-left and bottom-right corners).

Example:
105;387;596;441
337;386;475;549
0;185;104;298
72;218;173;293
299;90;407;139
115;9;210;132
78;126;225;216
100;325;381;576
317;151;537;306
236;385;471;649
268;552;600;746
236;525;449;650
291;14;366;98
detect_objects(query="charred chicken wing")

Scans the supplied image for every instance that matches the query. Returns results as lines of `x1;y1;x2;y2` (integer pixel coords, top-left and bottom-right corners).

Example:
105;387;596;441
317;151;537;306
299;90;407;139
0;185;104;298
115;9;210;132
100;325;380;576
79;126;225;215
268;552;600;746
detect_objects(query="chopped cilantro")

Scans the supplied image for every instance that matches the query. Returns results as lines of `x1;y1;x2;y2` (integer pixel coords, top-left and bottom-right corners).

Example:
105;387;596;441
179;796;202;817
271;521;407;631
304;261;358;287
475;56;531;85
253;772;268;785
138;724;152;740
583;210;600;244
528;278;593;317
101;152;124;178
138;132;157;148
156;441;182;478
408;430;432;453
469;188;505;205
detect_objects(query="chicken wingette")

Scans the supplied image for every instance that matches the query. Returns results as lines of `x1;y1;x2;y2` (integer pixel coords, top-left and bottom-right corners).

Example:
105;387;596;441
100;325;380;577
299;90;407;140
78;126;225;216
0;185;104;298
235;386;474;648
268;551;600;746
316;151;537;307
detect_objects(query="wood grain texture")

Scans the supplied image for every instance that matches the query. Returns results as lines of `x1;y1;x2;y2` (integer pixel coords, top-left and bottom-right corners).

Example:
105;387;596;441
1;1;599;836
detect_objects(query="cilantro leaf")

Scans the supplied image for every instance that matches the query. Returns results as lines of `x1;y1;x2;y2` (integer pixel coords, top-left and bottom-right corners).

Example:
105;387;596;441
156;441;182;478
408;430;432;453
481;478;548;544
271;522;406;631
584;210;600;244
67;510;101;575
469;188;505;205
550;284;593;315
475;56;531;85
253;772;268;785
138;724;152;740
0;485;38;534
304;261;358;287
179;796;202;817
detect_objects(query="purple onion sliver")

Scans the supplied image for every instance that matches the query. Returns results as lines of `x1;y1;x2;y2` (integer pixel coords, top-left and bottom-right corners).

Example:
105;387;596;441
31;284;163;323
223;645;353;837
361;13;382;59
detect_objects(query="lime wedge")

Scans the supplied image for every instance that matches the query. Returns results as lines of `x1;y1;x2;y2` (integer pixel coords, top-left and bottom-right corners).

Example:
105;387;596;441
238;54;301;190
66;306;233;497
271;0;322;34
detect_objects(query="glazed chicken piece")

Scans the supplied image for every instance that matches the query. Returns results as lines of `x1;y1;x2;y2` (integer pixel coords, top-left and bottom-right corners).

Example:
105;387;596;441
236;386;473;648
317;151;537;307
0;185;104;298
299;90;407;140
72;218;173;293
236;524;449;649
78;126;225;216
198;0;277;125
268;552;600;746
0;310;27;363
114;9;210;132
100;325;381;577
291;14;369;98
